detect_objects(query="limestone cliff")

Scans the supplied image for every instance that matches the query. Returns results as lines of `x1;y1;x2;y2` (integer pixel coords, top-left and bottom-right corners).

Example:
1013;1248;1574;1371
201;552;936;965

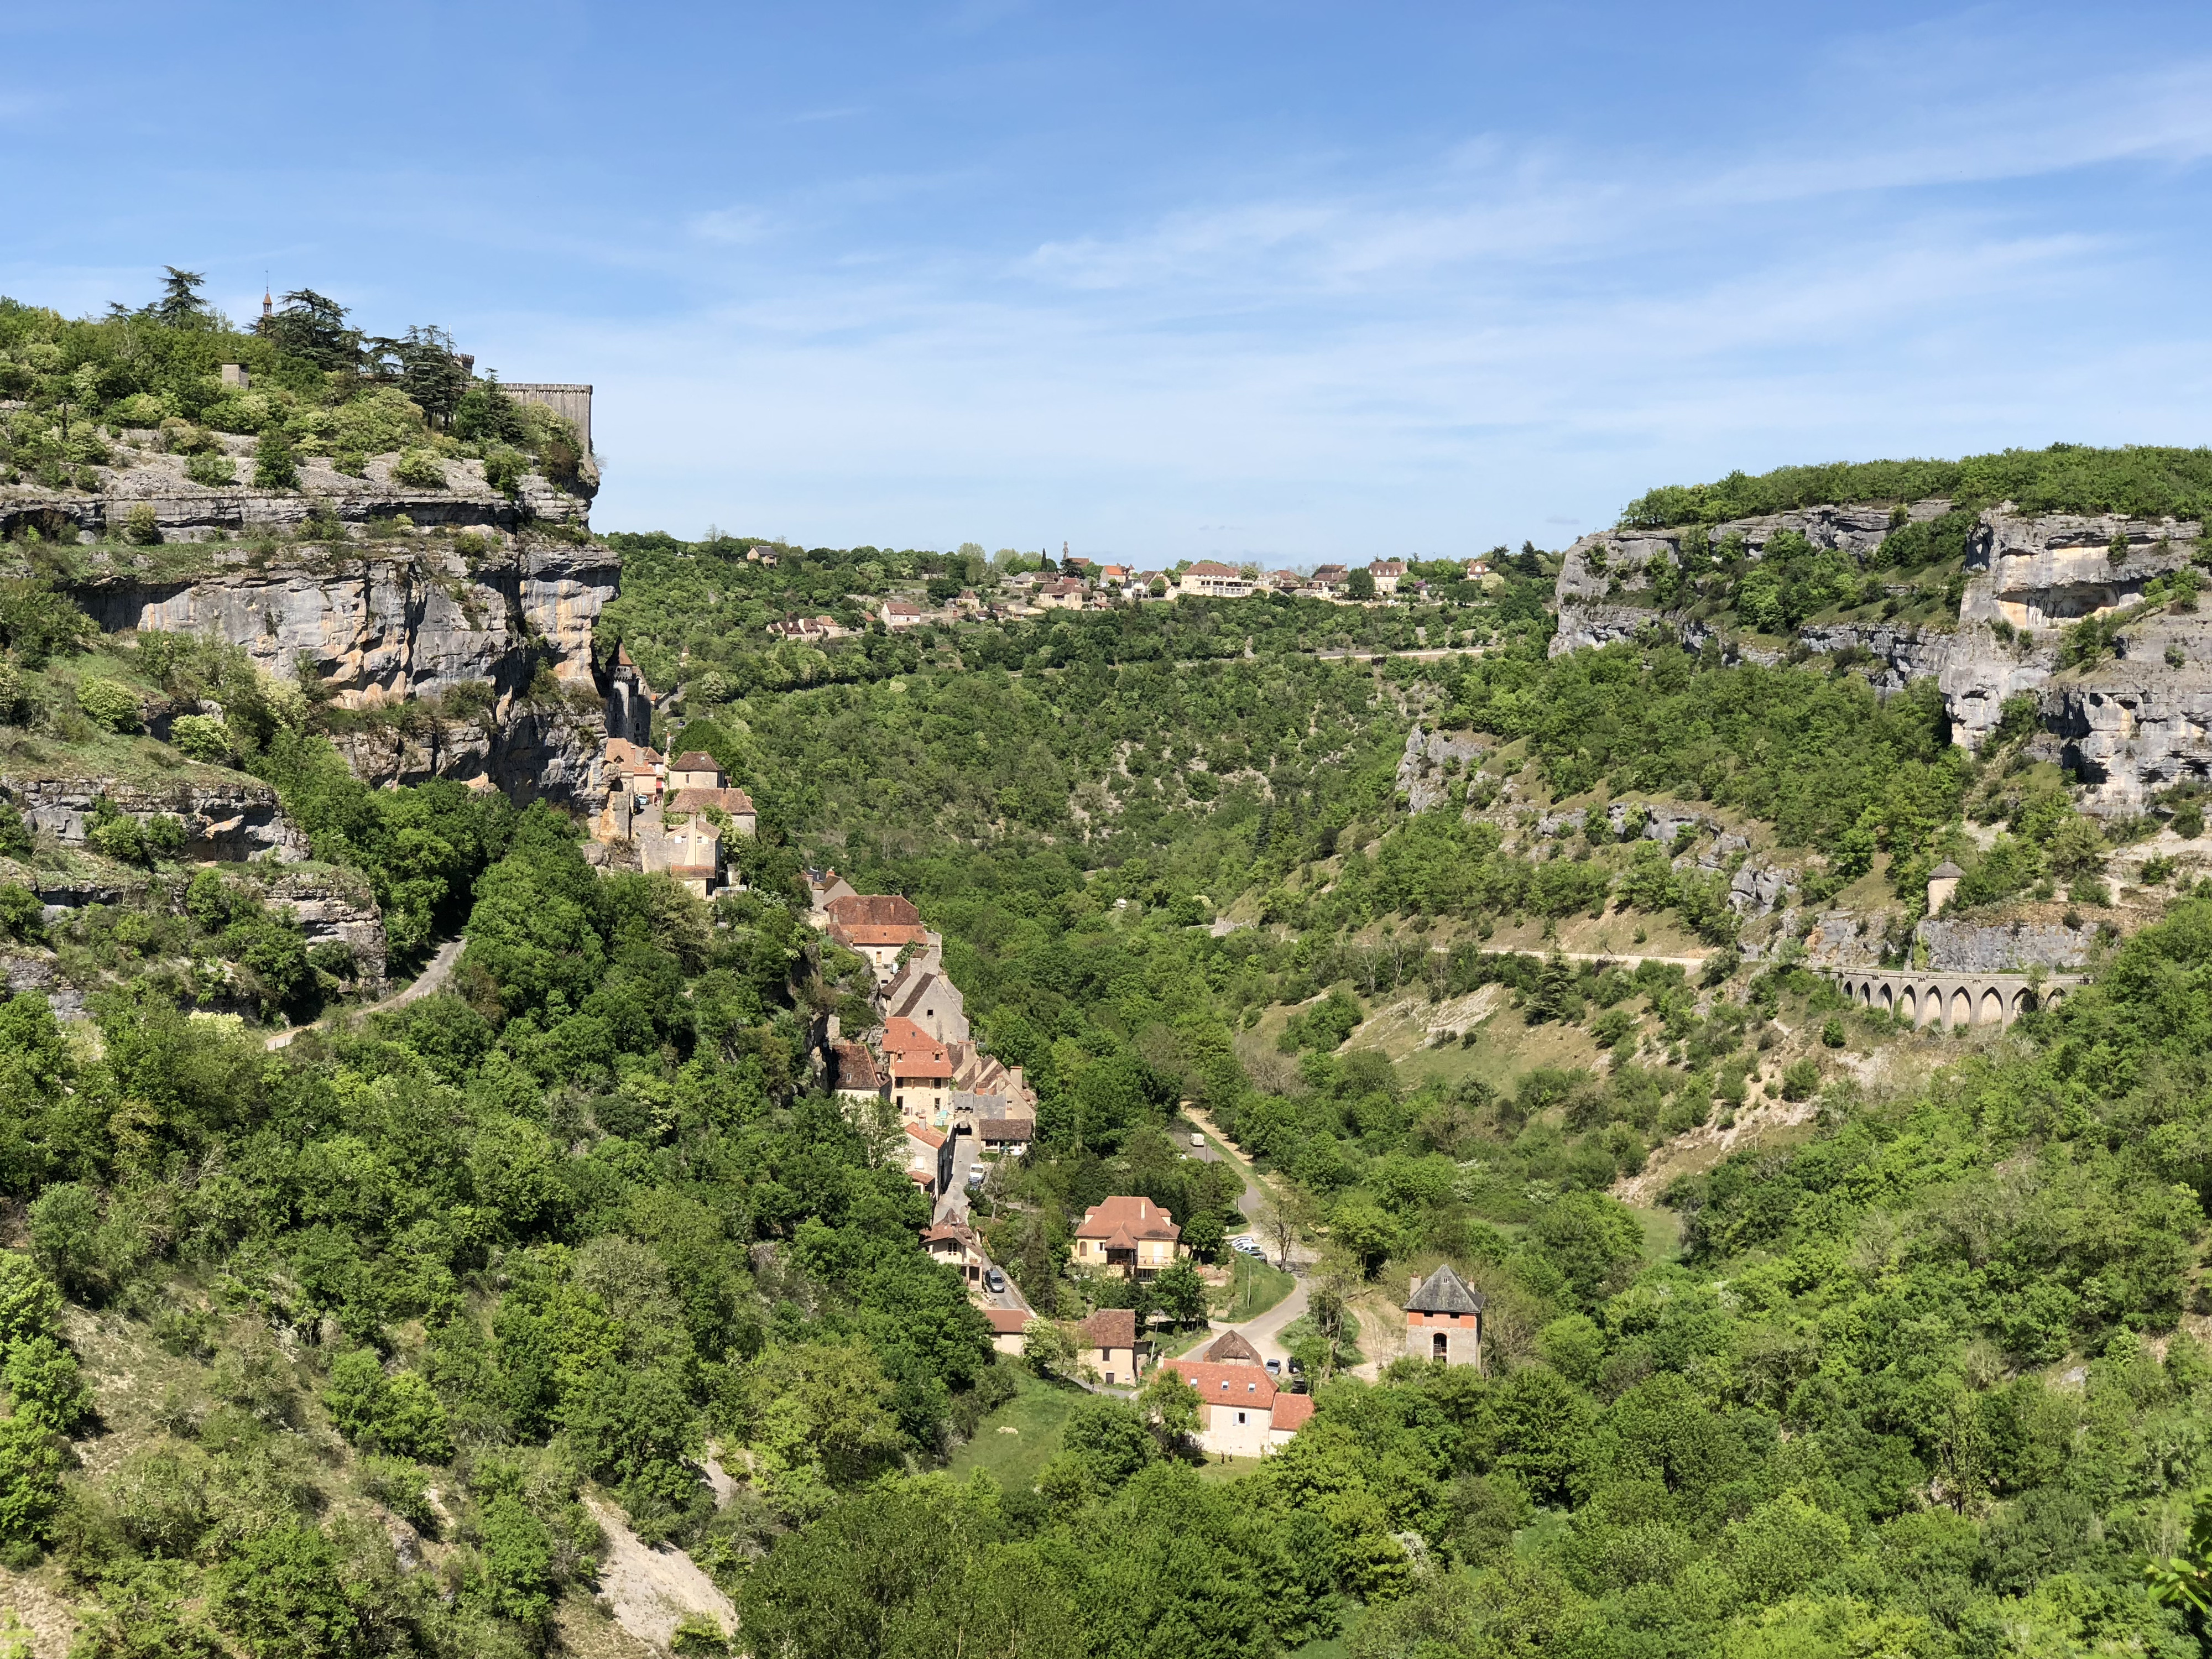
1551;500;2209;820
2;429;649;808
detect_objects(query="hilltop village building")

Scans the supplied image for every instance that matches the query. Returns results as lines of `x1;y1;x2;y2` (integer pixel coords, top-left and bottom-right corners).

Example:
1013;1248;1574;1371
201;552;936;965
807;872;1038;1147
1072;1196;1185;1281
591;739;754;899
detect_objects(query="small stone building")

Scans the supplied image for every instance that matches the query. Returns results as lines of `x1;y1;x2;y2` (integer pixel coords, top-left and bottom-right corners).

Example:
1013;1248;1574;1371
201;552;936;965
1405;1264;1485;1370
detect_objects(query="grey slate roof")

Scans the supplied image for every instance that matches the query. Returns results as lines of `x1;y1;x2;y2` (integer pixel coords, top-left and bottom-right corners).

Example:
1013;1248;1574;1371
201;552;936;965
1929;860;1966;880
1407;1263;1486;1314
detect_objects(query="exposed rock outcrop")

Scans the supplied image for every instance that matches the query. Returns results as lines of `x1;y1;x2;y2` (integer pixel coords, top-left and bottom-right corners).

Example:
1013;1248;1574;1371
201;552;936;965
1551;500;2212;820
1396;725;1485;813
1916;916;2093;973
7;436;639;811
6;773;305;862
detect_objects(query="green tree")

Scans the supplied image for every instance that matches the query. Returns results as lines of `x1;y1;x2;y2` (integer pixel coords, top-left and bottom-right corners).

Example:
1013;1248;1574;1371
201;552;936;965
1062;1397;1155;1490
1152;1258;1208;1326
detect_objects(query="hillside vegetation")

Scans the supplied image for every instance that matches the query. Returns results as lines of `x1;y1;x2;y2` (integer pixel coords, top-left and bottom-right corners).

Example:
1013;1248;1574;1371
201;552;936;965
3;381;2212;1657
1619;442;2212;530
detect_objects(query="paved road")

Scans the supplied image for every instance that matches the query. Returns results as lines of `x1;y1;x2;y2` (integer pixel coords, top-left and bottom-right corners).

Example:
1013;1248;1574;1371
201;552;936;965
265;937;465;1051
1181;1104;1314;1270
934;1137;1032;1316
1212;1275;1311;1369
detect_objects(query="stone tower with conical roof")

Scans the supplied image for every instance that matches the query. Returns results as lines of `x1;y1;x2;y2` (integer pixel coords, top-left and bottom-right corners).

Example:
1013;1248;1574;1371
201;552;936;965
1405;1262;1485;1370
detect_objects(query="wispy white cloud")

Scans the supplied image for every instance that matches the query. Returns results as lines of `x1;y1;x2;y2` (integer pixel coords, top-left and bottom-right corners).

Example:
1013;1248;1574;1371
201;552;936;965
688;206;779;246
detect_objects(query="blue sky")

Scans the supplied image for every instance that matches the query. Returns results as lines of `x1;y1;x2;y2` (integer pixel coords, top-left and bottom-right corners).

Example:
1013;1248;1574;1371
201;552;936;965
4;2;2210;563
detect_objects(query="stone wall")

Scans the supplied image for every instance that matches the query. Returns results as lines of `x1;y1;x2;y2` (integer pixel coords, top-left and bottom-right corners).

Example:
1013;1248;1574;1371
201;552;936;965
503;384;594;456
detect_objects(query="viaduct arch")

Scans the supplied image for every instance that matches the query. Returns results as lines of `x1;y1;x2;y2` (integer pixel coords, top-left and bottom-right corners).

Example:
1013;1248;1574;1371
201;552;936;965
1819;968;2088;1030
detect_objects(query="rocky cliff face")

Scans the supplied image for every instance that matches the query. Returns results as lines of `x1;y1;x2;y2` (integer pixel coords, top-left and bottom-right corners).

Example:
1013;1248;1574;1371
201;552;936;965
3;432;642;810
1551;502;2209;820
11;772;305;862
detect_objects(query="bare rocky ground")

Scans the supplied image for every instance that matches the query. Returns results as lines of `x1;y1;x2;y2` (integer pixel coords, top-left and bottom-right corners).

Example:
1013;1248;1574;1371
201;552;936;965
584;1497;737;1651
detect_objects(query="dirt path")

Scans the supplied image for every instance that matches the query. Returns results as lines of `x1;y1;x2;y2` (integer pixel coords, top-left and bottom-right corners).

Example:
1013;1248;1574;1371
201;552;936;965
265;936;465;1050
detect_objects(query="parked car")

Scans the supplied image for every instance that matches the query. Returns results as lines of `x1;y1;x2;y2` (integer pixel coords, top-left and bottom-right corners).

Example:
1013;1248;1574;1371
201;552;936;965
1265;1358;1281;1376
983;1267;1006;1293
1229;1235;1265;1258
1191;1133;1207;1150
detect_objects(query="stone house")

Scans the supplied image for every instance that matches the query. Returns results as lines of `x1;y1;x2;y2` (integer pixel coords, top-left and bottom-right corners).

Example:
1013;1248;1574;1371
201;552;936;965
1368;558;1406;595
1035;577;1088;611
883;1016;953;1124
1166;1358;1316;1457
921;1222;988;1285
983;1308;1031;1356
879;943;969;1044
1180;561;1251;598
1405;1263;1485;1369
823;893;930;982
883;598;928;629
904;1121;953;1197
1077;1308;1151;1387
831;1039;887;1107
1073;1196;1183;1281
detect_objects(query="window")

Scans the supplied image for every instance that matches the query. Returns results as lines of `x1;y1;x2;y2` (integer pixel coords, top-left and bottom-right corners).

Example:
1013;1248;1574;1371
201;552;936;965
1235;1411;1246;1425
1433;1332;1448;1359
1105;1371;1115;1384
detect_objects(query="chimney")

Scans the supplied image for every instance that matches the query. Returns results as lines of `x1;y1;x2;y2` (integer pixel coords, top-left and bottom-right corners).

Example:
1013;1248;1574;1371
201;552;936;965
1409;1275;1420;1303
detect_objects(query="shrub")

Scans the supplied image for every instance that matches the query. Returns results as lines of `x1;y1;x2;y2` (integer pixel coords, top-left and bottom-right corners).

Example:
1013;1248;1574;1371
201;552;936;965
330;387;426;456
77;677;141;734
252;427;300;492
0;1414;65;1548
122;503;161;545
4;1337;90;1436
0;887;40;942
1820;1016;1845;1048
213;1524;362;1657
483;448;528;495
391;448;447;490
168;714;233;764
331;448;367;477
0;805;26;858
184;451;234;488
0;1259;62;1352
323;1349;452;1463
1780;1058;1822;1101
2172;802;2204;840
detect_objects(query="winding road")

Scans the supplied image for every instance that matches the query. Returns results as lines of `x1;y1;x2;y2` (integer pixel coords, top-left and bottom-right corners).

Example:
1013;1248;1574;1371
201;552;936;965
265;936;465;1050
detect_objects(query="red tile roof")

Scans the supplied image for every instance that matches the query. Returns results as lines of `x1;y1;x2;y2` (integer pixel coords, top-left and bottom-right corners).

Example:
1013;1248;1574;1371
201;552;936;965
1170;1359;1275;1405
671;751;719;773
1271;1392;1316;1431
903;1123;946;1149
1079;1308;1138;1350
827;894;924;928
884;1017;951;1070
984;1308;1032;1335
1074;1196;1180;1245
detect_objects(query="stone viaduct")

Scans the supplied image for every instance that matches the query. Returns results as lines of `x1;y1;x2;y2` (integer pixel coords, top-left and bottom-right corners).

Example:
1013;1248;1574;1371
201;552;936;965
1821;968;2089;1030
